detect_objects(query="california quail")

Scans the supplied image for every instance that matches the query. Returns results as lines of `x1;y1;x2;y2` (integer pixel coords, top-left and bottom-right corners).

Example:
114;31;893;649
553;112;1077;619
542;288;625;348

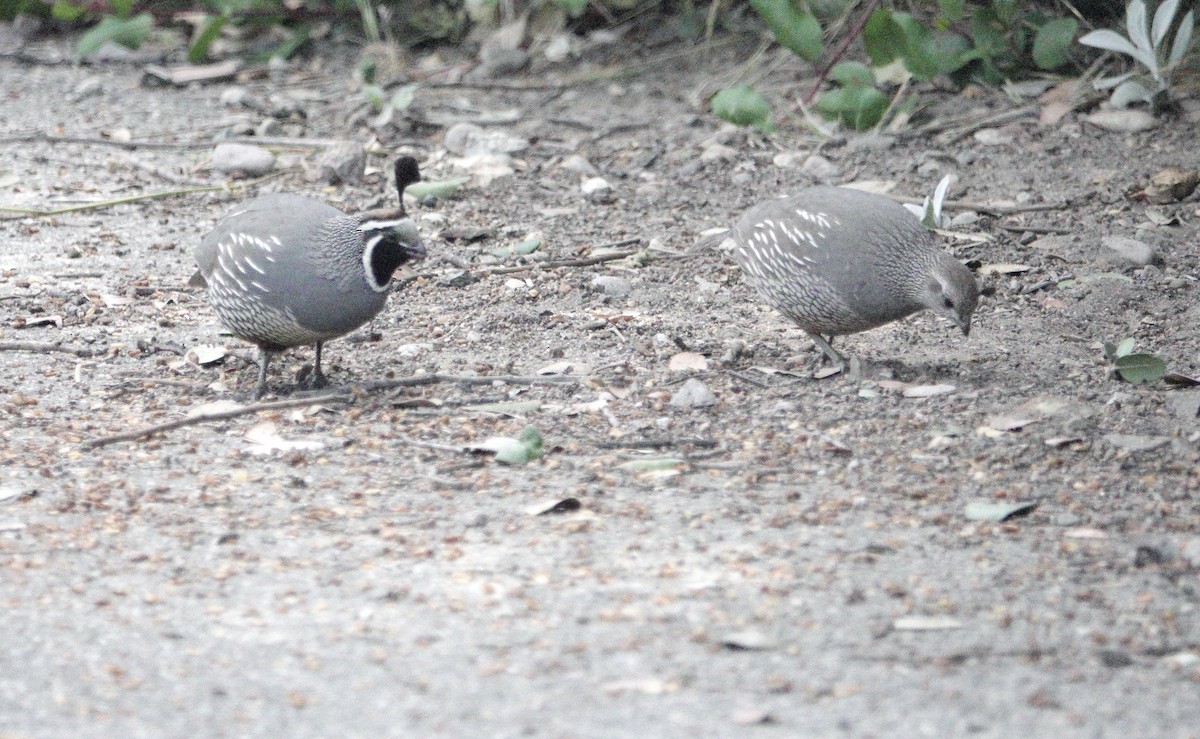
730;186;978;369
192;156;426;398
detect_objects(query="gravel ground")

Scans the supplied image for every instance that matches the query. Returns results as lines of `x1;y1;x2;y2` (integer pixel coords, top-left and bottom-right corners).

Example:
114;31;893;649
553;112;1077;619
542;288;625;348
1;20;1199;738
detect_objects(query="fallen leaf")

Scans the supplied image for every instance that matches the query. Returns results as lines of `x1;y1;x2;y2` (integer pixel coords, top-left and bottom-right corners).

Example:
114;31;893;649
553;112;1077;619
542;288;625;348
965;500;1038;522
720;630;775;651
1064;527;1107;539
186;400;243;418
668;351;708;372
1044;436;1085;448
188;344;227;365
405;176;470;199
978;263;1033;276
244;421;325;454
893;615;963;631
465;400;542;416
903;384;956;398
525;497;581;516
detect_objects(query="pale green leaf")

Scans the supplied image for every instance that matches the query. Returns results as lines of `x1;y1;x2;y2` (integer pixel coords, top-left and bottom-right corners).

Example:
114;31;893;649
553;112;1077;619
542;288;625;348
711;85;774;130
406;176;470;199
965;500;1038;522
1170;10;1195;64
1033;17;1078;69
77;13;153;56
749;0;823;62
1152;0;1180;46
389;83;419;111
1115;353;1166;384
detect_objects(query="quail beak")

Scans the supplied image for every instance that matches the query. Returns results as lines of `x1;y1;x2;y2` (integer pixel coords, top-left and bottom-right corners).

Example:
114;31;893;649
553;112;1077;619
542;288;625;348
405;239;427;262
959;318;971;337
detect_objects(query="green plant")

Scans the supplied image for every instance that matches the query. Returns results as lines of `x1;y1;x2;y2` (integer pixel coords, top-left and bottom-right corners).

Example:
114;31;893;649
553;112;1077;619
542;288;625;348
811;61;888;129
903;174;953;228
710;85;775;131
1080;0;1196;109
728;0;1081;132
1103;337;1167;384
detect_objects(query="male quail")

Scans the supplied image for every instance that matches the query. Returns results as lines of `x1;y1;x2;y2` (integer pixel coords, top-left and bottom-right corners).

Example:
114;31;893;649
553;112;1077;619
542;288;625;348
730;186;978;369
192;156;426;397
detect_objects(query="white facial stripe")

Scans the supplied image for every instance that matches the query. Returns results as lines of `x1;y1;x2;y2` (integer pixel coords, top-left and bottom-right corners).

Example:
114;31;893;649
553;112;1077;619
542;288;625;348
359;218;409;232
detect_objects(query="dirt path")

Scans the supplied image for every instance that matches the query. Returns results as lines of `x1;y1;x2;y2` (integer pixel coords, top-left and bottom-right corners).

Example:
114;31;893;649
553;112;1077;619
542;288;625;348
1;27;1199;738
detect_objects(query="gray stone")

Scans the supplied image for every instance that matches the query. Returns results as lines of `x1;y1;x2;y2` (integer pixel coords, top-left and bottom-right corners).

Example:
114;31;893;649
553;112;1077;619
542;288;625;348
589;275;631;297
669;378;718;408
211;143;275;177
316;142;367;185
1102;236;1160;267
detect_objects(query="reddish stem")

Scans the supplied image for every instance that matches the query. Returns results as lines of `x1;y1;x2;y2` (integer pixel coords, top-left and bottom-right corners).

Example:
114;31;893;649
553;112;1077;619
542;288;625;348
802;0;883;106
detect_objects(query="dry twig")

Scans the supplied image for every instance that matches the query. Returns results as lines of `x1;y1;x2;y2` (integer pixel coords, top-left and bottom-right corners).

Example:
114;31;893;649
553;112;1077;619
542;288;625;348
83;393;353;448
0;341;104;358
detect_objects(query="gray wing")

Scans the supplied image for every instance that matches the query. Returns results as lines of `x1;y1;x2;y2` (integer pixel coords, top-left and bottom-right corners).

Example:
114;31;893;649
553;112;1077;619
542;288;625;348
194;194;342;281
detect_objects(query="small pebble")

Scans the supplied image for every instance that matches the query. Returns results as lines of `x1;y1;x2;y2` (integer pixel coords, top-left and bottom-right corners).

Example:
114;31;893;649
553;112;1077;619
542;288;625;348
316;142;367;185
71;78;103;102
669;378;717;408
559;154;597;176
1102;235;1160;267
580;177;611;196
589;274;631;297
211;143;275;176
800;154;839;179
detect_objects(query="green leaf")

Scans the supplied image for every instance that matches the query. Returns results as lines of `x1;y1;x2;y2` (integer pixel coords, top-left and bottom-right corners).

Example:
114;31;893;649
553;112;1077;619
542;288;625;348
711;85;774;131
550;0;588;17
362;83;386;111
490;236;542;259
1115;353;1166;384
389;83;419;112
749;0;823;63
76;13;153;56
110;0;133;18
1032;17;1077;69
406;176;470;199
51;2;87;21
464;400;543;415
965;500;1038;522
188;14;227;64
617;457;686;472
828;61;874;86
814;85;888;129
1115;337;1136;357
939;0;965;21
269;26;310;61
892;13;971;79
864;9;905;65
476;426;544;464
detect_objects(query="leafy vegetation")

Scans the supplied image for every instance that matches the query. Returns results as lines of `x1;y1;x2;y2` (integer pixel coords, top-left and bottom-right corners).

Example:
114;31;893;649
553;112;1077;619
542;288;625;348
710;85;775;131
718;0;1084;132
1103;338;1167;384
903;174;953;229
1080;0;1196;109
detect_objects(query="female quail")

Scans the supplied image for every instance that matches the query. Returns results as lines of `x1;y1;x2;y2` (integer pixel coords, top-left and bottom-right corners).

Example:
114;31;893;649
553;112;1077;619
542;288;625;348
730;186;978;368
192;156;426;397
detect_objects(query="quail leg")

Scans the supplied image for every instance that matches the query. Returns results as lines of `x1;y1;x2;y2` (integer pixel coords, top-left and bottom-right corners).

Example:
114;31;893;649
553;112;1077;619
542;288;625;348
807;332;847;371
308;341;328;389
253;348;273;399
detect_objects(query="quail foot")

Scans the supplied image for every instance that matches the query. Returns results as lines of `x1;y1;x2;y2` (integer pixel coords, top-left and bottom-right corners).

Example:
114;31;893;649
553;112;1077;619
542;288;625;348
729;186;978;372
192;156;426;398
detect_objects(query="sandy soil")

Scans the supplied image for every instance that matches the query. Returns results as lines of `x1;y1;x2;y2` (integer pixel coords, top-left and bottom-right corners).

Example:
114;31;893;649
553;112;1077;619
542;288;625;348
1;20;1199;738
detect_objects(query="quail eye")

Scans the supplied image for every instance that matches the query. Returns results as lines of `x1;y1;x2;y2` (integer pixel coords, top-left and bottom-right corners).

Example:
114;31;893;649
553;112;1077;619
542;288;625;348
943;297;955;309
